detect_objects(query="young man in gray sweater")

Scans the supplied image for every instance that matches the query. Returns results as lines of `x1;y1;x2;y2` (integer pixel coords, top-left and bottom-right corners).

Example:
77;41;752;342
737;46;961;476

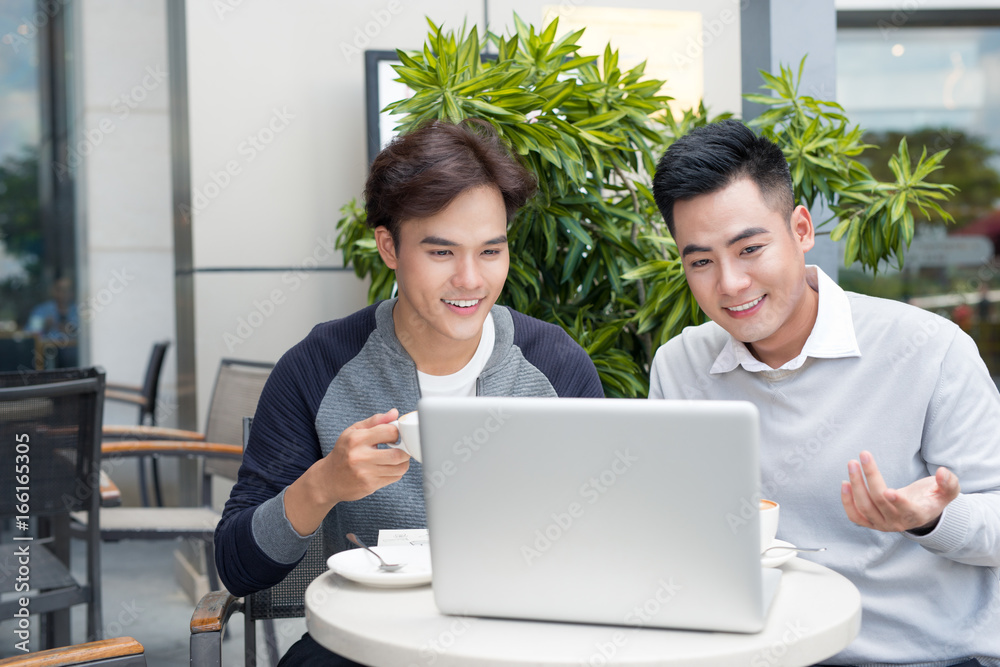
649;119;1000;667
216;120;603;665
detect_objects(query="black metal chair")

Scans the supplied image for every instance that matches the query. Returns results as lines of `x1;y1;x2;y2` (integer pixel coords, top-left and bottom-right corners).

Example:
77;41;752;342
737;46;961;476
189;417;328;667
102;341;171;507
0;636;147;666
72;359;274;592
0;367;106;650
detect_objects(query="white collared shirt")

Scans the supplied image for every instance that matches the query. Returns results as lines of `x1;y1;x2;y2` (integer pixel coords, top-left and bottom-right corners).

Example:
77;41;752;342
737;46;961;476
710;265;861;374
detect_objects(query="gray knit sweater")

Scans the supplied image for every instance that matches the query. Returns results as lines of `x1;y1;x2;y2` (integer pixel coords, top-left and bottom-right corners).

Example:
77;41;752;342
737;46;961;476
650;284;1000;666
216;299;603;596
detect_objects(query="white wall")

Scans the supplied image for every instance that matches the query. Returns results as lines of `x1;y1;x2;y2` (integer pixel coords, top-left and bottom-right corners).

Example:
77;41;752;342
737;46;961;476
183;0;746;422
183;0;485;422
74;0;177;428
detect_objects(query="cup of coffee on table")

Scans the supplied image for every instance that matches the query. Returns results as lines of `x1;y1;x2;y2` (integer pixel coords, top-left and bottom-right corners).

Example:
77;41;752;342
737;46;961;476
759;499;779;552
387;410;421;462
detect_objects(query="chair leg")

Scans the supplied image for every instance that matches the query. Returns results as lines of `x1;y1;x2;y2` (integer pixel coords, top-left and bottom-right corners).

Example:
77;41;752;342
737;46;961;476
137;457;151;507
245;612;257;667
205;540;220;592
87;506;103;641
263;620;280;667
151;456;164;507
191;628;225;667
47;516;73;648
41;609;71;650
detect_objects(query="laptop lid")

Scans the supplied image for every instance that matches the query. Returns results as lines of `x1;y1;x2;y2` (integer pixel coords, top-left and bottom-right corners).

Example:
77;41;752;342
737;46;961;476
420;396;776;633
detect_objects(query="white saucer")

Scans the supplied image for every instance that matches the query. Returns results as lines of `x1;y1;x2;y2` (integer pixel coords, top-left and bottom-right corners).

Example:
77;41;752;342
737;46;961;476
327;545;432;588
761;539;798;568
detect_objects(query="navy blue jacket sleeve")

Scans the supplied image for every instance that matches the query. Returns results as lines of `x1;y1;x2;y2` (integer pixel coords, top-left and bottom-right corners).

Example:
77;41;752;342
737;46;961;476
214;306;377;596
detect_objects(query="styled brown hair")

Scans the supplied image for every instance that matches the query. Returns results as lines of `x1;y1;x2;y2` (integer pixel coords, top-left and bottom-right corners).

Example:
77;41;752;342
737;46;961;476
364;119;536;243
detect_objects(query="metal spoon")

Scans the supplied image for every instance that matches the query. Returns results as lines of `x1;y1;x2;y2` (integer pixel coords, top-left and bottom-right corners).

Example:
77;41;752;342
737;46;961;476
761;545;827;555
346;532;403;572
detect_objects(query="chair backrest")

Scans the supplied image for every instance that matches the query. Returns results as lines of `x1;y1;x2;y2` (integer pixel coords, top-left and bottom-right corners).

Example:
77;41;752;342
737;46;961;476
240;415;328;623
0;367;106;517
202;359;274;480
139;341;170;425
247;529;327;622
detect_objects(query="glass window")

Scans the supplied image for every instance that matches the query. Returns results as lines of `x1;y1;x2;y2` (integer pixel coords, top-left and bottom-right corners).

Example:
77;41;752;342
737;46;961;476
0;1;77;370
837;21;1000;379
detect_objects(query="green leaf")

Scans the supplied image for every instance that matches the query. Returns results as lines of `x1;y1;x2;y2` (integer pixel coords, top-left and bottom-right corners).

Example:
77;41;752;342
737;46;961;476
463;98;524;118
560;55;599;71
575;110;628;131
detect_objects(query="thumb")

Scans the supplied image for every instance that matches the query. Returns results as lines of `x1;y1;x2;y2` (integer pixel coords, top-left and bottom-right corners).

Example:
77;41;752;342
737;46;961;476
936;467;960;501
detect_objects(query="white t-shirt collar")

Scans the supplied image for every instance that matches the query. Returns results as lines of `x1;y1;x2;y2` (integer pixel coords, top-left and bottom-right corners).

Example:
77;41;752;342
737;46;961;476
710;265;861;374
417;313;496;397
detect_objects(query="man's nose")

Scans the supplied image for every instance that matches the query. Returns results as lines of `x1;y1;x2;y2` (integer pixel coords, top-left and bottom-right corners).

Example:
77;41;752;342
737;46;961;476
717;263;751;296
453;256;484;289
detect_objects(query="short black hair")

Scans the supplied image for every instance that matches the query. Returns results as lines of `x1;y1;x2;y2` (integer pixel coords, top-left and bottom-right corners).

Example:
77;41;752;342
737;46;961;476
652;119;794;236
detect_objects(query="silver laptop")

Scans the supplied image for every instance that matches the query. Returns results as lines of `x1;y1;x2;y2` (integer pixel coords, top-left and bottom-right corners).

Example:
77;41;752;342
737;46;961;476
419;396;781;633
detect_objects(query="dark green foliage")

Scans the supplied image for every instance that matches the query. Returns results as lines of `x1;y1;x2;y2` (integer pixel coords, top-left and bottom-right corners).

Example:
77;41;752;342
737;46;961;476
337;21;955;397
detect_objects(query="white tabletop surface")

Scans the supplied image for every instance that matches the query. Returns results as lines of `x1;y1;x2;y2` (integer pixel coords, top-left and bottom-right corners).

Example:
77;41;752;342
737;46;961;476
305;557;862;667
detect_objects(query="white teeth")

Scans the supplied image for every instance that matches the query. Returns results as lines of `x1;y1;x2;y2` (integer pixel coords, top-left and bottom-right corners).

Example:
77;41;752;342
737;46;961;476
727;297;762;312
445;299;479;307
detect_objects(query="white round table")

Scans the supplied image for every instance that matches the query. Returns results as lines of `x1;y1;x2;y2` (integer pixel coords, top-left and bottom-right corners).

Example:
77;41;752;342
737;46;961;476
305;557;861;667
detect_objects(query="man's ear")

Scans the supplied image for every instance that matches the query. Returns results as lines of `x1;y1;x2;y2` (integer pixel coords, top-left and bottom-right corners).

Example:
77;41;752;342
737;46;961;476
790;205;815;253
374;227;398;270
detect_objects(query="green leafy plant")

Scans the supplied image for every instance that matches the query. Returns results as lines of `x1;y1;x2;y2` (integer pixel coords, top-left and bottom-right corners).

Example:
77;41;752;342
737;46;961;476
336;19;955;397
744;60;957;271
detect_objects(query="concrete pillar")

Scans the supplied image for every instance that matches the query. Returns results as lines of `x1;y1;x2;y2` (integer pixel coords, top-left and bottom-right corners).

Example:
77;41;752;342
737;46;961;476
741;0;841;281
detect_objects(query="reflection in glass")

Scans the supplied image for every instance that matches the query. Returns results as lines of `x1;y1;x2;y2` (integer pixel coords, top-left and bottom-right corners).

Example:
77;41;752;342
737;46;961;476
837;25;1000;379
0;0;77;370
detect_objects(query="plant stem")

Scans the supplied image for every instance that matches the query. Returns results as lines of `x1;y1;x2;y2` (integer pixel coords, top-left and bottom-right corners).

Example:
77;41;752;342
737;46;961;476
614;163;653;363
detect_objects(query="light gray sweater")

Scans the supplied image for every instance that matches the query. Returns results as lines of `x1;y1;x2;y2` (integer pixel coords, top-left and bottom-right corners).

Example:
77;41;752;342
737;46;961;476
650;288;1000;666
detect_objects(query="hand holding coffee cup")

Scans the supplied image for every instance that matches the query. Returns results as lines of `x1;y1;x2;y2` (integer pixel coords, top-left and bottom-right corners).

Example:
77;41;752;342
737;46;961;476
386;410;421;462
759;499;779;552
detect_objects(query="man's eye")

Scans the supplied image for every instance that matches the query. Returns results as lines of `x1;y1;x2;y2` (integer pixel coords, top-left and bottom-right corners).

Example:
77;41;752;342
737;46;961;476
742;245;762;255
690;259;709;268
483;249;502;256
431;250;451;257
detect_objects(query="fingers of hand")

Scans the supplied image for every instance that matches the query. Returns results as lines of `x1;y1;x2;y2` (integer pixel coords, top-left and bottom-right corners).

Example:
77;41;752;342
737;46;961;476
841;481;874;529
331;447;410;502
847;459;887;526
858;451;898;513
353;408;400;430
340;422;399;452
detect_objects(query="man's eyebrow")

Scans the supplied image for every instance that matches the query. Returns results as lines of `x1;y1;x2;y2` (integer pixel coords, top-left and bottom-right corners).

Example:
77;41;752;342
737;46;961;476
681;243;711;258
420;236;457;246
726;227;770;246
680;227;771;258
420;235;508;246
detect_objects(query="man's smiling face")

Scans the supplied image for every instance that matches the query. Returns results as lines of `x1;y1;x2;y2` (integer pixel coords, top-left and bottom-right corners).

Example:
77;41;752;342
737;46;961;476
375;184;509;371
673;177;818;368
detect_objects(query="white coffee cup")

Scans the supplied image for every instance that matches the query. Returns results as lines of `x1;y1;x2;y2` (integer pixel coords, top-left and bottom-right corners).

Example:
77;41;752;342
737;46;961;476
387;410;421;462
759;499;779;552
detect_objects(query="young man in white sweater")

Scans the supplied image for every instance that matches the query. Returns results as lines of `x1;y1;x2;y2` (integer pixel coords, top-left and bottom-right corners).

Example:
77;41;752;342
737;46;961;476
649;119;1000;667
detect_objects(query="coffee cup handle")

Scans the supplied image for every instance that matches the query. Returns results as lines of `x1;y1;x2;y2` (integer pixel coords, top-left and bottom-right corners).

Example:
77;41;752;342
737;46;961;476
385;420;411;457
